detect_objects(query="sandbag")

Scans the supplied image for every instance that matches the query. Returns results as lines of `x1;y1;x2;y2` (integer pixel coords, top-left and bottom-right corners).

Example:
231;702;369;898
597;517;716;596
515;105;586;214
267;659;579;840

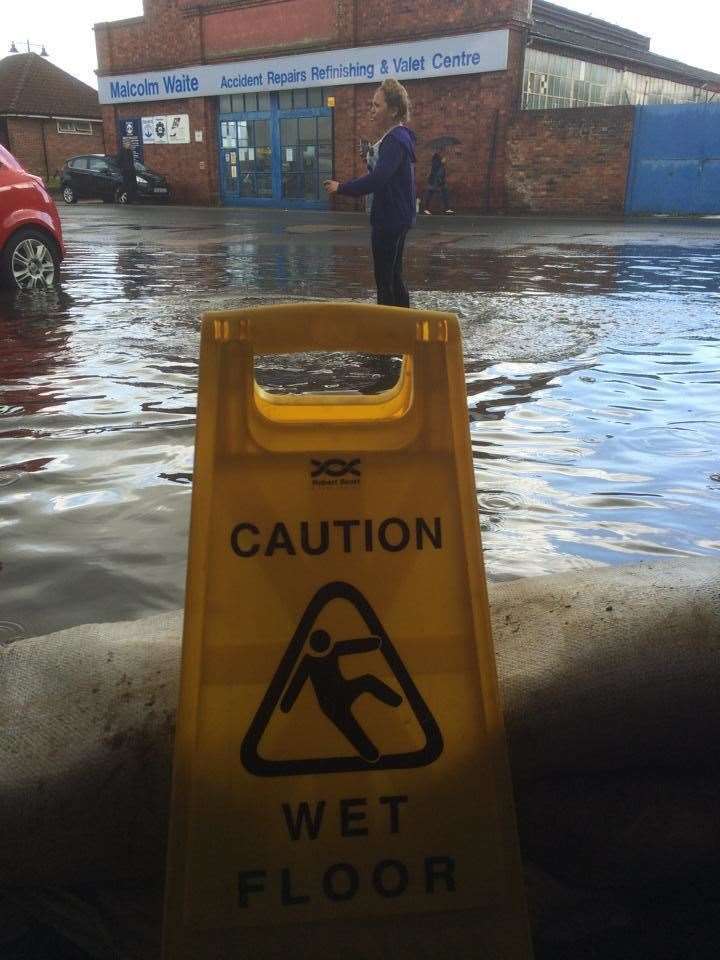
0;613;180;886
1;559;718;896
495;558;720;783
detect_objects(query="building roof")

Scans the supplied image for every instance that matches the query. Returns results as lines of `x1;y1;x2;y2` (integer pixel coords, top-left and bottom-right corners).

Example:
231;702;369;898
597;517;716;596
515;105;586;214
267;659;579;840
0;53;102;119
531;1;720;88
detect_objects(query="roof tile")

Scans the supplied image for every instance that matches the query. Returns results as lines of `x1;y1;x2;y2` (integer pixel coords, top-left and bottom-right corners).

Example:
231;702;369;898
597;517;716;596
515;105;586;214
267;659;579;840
0;52;101;118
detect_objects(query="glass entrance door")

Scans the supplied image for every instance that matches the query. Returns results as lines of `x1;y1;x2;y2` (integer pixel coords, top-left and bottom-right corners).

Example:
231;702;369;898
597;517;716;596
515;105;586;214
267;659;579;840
220;116;273;201
220;120;240;197
280;114;332;202
238;118;272;199
218;90;332;208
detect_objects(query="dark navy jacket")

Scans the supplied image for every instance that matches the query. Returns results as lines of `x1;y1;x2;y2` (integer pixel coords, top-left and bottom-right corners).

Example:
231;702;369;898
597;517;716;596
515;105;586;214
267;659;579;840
337;125;417;232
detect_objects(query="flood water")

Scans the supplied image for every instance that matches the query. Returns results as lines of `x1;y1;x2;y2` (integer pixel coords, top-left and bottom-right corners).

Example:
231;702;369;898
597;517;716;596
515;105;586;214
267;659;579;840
1;206;719;639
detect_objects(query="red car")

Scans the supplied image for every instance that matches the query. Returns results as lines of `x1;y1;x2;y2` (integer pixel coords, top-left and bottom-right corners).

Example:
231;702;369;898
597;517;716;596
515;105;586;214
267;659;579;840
0;144;64;290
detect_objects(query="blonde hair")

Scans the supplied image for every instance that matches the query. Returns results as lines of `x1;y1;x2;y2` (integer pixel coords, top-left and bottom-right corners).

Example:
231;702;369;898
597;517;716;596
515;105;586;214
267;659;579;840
380;78;411;123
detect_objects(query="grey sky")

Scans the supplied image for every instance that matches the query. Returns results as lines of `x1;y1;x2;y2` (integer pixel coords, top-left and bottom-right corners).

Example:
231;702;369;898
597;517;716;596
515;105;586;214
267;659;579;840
1;0;718;90
2;1;144;89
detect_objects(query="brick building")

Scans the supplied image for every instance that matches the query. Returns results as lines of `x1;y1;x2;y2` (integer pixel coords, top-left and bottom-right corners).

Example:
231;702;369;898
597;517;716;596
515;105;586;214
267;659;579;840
94;0;720;212
0;53;105;182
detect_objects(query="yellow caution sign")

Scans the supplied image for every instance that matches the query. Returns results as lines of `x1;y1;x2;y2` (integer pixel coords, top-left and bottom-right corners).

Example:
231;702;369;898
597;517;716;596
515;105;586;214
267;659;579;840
163;303;533;959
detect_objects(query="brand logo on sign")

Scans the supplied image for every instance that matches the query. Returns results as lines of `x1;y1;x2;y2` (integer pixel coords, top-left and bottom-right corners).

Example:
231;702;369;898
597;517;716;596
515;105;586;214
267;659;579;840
311;458;361;480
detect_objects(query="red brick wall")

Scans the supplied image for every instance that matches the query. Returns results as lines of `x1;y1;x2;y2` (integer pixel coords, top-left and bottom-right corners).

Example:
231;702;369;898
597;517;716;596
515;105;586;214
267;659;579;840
504;106;635;215
95;0;530;209
6;117;105;181
107;99;217;204
96;0;201;73
332;27;526;214
6;119;46;179
43;122;106;179
204;0;336;59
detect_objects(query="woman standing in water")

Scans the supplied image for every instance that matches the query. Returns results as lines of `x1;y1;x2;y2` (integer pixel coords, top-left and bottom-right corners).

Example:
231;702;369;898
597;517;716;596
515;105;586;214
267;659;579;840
324;78;416;308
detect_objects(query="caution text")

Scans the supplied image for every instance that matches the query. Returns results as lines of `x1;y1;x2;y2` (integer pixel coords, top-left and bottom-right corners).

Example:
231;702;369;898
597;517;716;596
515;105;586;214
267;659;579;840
230;516;443;558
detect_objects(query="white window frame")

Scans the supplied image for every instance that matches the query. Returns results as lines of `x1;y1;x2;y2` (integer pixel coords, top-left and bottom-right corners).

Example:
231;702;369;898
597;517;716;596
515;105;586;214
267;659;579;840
57;119;94;135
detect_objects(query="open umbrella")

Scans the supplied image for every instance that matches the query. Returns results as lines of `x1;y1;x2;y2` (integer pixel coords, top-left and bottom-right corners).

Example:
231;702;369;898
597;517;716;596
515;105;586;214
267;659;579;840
426;135;461;150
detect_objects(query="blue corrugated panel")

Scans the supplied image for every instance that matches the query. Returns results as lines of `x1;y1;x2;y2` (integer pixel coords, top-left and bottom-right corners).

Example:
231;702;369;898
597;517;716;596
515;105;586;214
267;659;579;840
626;103;720;215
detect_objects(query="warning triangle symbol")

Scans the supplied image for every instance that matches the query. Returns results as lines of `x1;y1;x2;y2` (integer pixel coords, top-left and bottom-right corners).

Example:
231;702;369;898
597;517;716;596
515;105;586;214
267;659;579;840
241;581;443;777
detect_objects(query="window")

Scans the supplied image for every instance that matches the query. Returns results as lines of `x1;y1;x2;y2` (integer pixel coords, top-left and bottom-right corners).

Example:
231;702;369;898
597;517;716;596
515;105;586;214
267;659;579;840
220;88;330;116
218;88;333;204
522;48;706;110
88;156;110;172
572;79;590;105
69;157;89;169
308;87;324;108
221;120;237;148
280;113;333;201
222;93;272;113
57;120;93;135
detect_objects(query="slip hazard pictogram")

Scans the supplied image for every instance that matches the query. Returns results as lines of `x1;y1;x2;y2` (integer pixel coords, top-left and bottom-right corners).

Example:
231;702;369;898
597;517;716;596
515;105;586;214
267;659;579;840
241;581;443;776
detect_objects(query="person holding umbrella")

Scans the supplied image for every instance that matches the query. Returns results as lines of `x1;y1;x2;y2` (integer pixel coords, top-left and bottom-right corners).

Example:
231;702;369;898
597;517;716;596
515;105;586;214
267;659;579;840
116;145;138;203
422;135;459;215
324;78;416;309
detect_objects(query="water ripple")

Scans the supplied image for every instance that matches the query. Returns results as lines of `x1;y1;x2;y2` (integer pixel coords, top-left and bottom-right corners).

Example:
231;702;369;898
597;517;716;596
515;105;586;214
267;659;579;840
1;215;719;635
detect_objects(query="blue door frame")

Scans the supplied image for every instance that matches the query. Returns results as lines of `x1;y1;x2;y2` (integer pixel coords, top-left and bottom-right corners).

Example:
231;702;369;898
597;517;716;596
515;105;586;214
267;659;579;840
218;97;331;209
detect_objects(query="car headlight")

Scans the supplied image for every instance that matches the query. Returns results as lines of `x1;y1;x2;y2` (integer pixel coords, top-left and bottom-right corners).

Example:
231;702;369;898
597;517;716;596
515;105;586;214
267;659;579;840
136;176;148;185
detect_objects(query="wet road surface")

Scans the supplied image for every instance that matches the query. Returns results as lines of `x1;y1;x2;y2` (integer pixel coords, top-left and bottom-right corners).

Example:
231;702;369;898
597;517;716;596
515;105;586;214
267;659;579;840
1;203;719;638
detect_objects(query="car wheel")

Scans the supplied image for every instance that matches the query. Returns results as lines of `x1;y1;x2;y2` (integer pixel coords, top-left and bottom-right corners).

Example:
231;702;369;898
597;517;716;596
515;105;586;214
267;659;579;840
62;184;77;204
115;188;130;204
0;228;60;290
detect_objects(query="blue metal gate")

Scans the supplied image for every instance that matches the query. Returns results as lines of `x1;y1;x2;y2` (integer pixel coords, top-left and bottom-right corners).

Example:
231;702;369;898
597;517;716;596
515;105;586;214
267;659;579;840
626;104;720;215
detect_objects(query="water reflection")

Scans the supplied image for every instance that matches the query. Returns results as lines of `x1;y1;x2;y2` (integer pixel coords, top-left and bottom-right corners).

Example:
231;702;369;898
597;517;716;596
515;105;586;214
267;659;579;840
1;210;719;636
0;290;73;417
255;351;401;394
